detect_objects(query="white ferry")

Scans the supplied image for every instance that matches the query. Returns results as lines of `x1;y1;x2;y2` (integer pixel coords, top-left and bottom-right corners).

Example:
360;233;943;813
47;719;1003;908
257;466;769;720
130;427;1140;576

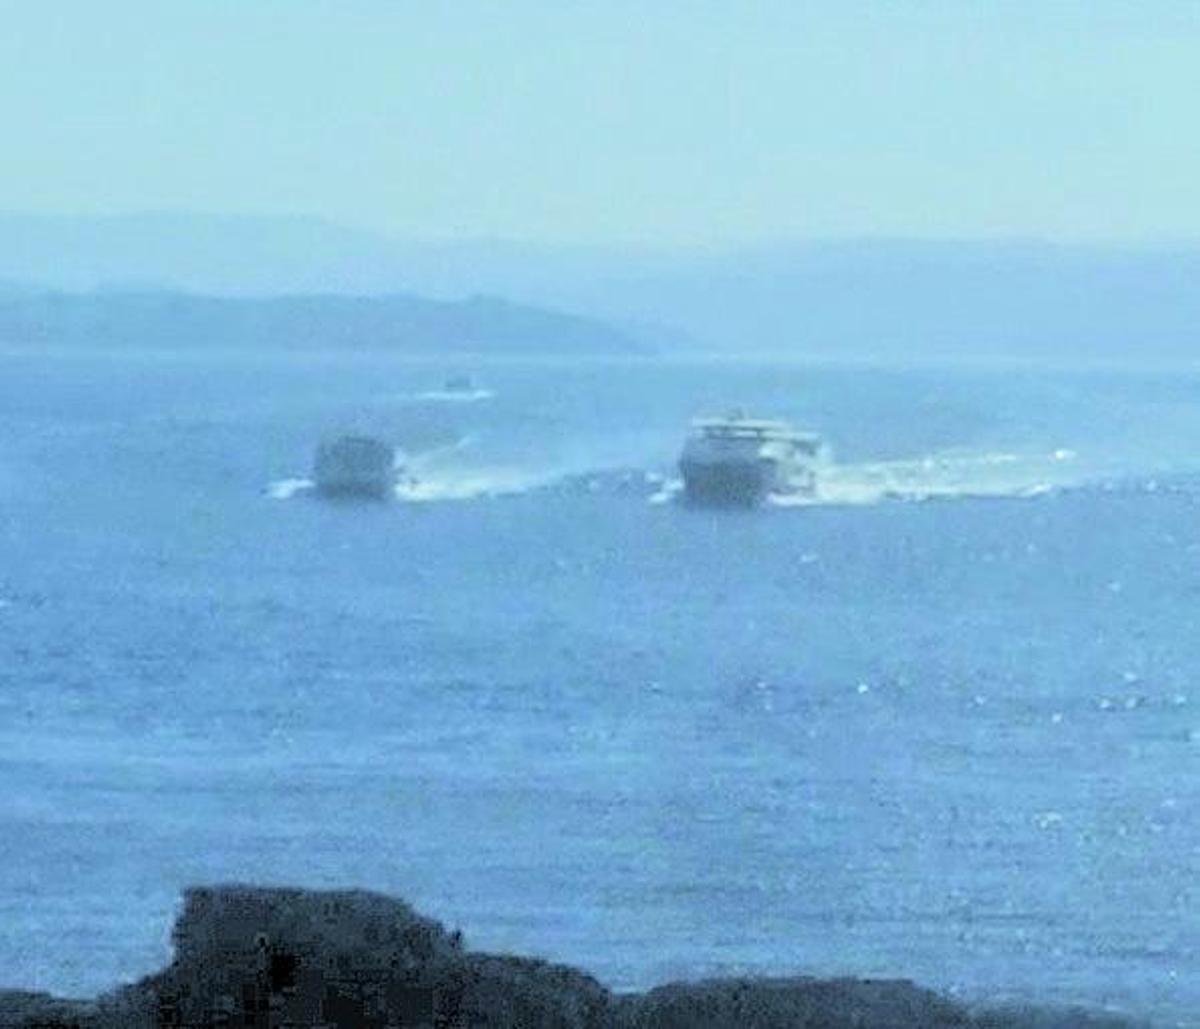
678;414;826;505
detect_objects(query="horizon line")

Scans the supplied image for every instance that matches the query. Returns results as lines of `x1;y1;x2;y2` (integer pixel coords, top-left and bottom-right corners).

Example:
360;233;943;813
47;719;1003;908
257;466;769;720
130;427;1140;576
3;209;1200;254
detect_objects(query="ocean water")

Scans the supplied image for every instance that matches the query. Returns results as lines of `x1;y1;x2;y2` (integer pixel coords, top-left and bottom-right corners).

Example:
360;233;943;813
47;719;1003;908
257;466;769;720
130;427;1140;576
0;349;1197;1024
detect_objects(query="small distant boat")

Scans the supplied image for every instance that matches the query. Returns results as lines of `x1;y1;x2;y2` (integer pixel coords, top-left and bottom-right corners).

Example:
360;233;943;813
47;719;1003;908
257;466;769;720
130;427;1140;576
679;414;826;506
312;435;397;499
443;375;476;393
418;374;493;402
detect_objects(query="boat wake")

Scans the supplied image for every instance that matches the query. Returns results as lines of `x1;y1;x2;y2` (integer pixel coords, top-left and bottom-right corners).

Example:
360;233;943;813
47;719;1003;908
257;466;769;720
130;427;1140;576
771;448;1080;507
393;466;551;502
267;464;561;504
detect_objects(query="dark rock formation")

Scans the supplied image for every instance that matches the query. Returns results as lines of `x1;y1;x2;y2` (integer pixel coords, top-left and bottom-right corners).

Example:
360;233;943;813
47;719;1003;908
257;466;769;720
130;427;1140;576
0;990;94;1028
85;885;608;1029
0;885;1152;1028
612;976;973;1028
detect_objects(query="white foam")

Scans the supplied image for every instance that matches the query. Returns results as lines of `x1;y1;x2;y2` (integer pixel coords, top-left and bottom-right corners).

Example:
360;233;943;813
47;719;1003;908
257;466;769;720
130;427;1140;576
411;389;495;403
267;478;314;500
774;448;1083;508
393;466;556;502
648;480;683;505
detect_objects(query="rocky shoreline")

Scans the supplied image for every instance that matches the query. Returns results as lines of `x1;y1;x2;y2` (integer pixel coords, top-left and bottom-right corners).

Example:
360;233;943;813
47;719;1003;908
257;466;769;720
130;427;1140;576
0;885;1148;1028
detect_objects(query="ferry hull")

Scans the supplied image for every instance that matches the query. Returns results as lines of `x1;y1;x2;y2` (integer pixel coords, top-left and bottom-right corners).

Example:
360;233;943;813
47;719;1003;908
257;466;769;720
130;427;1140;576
680;460;776;506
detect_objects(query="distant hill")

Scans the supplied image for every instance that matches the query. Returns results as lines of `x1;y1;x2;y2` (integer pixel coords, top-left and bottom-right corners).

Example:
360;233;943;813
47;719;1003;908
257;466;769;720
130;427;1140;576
0;289;646;354
4;213;1200;362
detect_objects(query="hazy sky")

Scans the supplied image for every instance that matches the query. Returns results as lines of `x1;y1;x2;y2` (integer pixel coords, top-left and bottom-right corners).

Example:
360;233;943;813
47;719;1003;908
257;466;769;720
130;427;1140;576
3;1;1199;245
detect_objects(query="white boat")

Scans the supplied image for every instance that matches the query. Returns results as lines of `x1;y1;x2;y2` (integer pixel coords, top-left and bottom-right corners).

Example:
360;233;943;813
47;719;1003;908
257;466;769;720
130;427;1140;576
678;414;826;505
312;435;398;499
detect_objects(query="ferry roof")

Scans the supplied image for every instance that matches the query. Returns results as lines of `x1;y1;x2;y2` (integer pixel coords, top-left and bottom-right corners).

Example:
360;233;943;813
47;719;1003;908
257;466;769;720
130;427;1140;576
691;417;821;441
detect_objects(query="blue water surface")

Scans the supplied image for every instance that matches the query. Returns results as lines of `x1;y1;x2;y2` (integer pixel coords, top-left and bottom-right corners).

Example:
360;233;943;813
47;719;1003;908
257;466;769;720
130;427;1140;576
0;349;1197;1024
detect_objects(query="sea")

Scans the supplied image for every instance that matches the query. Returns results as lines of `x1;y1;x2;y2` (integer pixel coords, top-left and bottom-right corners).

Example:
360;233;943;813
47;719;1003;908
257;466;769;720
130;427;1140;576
0;347;1197;1025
